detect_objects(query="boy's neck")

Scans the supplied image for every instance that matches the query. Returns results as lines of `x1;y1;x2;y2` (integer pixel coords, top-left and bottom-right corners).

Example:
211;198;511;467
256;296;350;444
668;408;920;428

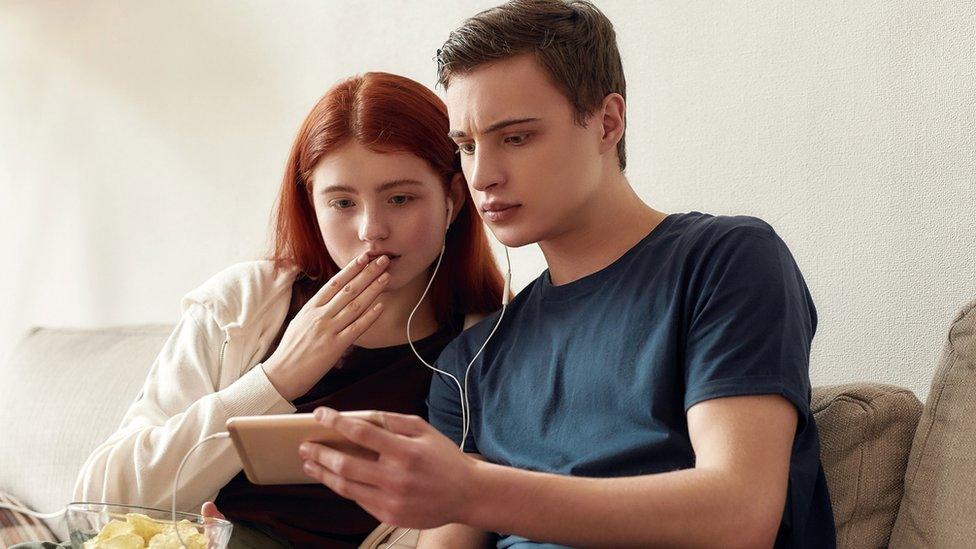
540;173;667;286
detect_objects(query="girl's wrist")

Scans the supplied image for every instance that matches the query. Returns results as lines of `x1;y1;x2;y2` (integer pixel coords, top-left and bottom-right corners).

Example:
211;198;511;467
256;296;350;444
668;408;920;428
261;358;297;401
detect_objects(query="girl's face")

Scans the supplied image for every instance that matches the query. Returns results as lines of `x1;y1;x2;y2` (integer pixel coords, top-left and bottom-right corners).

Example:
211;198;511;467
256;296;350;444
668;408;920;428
310;141;452;293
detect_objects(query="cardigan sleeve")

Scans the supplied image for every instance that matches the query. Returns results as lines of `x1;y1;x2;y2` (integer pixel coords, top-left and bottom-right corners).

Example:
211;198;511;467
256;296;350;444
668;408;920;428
72;302;295;511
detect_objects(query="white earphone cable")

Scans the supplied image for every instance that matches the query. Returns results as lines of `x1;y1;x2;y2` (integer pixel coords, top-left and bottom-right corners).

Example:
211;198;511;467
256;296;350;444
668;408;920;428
172;431;229;548
461;245;509;446
0;502;66;520
406;244;472;439
0;433;231;547
396;218;511;548
406;242;510;451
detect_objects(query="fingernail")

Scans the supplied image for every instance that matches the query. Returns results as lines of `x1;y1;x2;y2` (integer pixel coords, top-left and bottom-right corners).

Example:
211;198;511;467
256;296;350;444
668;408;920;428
357;253;369;265
378;272;391;284
315;407;334;420
377;255;389;266
299;443;310;456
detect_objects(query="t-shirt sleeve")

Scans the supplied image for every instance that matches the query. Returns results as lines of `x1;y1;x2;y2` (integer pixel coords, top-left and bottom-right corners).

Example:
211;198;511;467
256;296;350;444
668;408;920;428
426;340;480;453
683;225;816;423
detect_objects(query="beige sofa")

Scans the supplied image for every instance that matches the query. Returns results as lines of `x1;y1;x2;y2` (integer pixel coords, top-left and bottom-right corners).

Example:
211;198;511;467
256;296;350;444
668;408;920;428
1;298;974;547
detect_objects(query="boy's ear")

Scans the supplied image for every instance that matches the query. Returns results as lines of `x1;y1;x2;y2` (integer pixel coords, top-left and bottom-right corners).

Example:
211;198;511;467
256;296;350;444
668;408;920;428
448;173;466;223
599;92;626;157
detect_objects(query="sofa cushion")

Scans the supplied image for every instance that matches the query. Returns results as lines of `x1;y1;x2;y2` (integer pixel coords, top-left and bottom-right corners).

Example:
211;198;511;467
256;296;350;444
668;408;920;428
890;298;976;548
812;382;922;549
0;491;57;545
0;325;174;540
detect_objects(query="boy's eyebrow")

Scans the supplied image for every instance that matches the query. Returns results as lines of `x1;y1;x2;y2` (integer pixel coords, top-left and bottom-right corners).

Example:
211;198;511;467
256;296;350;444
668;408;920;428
319;179;424;195
448;117;540;139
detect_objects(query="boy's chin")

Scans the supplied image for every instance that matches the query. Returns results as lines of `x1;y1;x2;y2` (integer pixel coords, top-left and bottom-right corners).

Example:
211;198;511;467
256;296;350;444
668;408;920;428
488;226;539;249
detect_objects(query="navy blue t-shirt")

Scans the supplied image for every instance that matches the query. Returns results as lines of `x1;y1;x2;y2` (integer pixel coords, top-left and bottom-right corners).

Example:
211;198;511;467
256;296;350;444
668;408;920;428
428;212;836;548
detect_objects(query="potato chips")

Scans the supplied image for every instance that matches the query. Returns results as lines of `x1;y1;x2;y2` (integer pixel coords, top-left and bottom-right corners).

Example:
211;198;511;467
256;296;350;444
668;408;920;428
83;513;210;549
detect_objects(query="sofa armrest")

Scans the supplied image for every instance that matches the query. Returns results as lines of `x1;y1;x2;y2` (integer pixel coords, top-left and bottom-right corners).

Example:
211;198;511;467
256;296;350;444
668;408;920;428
812;382;922;549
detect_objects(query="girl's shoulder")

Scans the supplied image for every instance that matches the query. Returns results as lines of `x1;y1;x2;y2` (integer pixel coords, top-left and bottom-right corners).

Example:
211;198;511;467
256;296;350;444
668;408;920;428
462;313;487;331
180;260;300;331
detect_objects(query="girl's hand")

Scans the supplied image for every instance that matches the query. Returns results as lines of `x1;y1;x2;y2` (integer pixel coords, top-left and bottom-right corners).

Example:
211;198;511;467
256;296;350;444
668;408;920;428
201;501;226;541
200;501;225;520
263;253;391;401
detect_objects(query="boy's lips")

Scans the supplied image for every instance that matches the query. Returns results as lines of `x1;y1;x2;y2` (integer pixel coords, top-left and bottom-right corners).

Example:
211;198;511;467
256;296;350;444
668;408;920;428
482;201;521;223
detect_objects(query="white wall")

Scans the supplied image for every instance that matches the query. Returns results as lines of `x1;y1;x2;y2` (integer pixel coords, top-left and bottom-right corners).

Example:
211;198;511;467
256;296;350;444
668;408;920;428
1;1;973;399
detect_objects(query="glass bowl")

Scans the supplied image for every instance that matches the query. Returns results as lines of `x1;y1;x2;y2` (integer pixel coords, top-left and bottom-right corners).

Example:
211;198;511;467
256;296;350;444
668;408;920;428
65;502;233;549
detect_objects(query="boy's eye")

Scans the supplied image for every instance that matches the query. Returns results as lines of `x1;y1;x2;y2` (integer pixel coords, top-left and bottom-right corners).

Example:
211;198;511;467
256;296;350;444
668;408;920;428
457;143;476;155
505;133;529;145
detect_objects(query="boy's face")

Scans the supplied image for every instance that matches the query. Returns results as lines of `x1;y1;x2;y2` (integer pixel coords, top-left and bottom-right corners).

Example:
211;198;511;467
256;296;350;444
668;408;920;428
446;54;607;248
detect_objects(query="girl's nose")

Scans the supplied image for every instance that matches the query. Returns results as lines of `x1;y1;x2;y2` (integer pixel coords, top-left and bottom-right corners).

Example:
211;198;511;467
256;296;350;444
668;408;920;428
358;209;390;242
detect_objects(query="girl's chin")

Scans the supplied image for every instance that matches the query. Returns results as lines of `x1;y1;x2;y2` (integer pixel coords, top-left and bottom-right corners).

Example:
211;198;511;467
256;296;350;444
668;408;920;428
379;273;409;294
389;268;438;295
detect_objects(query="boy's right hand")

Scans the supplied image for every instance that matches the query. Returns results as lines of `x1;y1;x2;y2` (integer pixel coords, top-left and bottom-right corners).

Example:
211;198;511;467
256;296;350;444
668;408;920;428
262;253;391;401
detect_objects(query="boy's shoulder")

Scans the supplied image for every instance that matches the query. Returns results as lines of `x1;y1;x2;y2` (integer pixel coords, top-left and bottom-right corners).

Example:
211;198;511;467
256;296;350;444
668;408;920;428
657;212;783;270
668;211;776;245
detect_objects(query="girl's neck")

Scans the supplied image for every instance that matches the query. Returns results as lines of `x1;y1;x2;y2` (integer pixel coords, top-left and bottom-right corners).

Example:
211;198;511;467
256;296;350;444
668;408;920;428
353;273;441;349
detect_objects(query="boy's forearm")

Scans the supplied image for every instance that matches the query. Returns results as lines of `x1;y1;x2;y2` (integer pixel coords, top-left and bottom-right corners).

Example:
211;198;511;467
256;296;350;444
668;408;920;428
460;460;779;548
417;523;490;549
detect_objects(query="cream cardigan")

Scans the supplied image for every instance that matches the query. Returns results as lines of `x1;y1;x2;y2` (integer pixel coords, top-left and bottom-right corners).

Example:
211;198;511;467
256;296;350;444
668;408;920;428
73;260;302;511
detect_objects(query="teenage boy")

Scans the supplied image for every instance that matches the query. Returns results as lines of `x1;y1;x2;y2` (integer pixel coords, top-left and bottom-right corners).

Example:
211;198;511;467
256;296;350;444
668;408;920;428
301;1;836;547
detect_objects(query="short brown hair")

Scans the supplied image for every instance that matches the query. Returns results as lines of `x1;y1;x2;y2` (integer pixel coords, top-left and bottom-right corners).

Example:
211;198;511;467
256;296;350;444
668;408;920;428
436;0;627;170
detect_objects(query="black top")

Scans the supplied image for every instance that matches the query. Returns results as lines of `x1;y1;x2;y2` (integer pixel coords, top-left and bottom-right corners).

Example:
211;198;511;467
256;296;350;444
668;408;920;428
217;276;461;548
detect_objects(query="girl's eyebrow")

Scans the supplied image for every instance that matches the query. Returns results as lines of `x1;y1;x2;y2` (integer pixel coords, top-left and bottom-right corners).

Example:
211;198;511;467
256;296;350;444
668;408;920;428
376;179;424;193
319;179;424;195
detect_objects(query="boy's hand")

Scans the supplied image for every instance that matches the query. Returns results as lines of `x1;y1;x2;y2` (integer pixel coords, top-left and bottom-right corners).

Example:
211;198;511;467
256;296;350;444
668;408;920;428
300;407;478;529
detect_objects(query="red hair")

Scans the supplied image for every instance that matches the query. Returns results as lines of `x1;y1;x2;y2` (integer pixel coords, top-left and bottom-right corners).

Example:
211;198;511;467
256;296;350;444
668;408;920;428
269;72;504;324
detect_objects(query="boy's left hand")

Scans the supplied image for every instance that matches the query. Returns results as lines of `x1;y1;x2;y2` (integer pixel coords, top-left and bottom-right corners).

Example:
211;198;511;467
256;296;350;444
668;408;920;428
300;407;477;528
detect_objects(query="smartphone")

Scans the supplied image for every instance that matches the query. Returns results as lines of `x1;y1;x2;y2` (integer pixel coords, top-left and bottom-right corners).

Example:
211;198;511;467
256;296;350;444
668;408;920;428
226;410;383;485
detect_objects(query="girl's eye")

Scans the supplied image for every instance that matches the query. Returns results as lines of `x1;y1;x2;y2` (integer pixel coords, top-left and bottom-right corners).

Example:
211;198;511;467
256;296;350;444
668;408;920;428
390;195;413;206
458;143;476;155
330;199;354;210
